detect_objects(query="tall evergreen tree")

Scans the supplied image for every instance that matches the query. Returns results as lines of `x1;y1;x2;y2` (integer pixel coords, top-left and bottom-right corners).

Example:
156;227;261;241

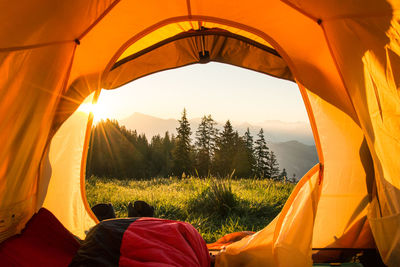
291;173;297;182
150;134;165;177
254;128;269;178
133;133;152;178
279;168;288;182
206;115;219;157
267;151;280;179
214;120;236;177
195;115;218;177
161;131;174;176
231;132;253;178
172;108;193;177
244;128;256;175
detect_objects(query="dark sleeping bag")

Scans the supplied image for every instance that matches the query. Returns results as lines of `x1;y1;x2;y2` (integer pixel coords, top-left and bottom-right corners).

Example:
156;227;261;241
70;217;210;267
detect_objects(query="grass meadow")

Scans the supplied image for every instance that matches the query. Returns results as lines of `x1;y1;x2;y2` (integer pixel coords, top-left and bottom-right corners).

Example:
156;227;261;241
86;176;295;243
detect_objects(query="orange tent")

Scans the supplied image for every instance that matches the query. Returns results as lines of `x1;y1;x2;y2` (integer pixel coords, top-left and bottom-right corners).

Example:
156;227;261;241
0;1;399;266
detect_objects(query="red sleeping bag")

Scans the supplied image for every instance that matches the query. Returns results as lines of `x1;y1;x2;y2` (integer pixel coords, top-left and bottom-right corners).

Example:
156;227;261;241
0;208;80;266
0;208;210;267
70;217;210;267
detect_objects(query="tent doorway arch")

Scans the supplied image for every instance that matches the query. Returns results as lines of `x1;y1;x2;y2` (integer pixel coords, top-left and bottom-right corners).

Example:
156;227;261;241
44;21;373;266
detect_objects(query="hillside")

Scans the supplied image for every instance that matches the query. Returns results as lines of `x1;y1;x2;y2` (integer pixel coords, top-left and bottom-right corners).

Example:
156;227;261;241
119;112;319;179
269;141;319;180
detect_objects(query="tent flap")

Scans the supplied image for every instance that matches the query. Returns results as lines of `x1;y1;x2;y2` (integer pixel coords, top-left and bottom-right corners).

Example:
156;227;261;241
216;164;321;267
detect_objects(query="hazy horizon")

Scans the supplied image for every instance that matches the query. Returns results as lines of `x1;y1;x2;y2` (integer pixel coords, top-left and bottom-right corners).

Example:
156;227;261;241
119;111;315;146
118;111;310;126
96;62;310;125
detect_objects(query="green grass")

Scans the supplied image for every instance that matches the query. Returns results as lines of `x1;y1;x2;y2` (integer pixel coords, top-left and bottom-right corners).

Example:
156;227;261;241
86;176;295;243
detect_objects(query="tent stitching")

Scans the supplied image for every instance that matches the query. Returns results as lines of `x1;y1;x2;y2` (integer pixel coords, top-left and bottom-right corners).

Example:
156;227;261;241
186;0;192;19
320;23;361;126
324;11;395;21
0;40;73;52
78;0;121;41
280;0;319;23
35;43;79;210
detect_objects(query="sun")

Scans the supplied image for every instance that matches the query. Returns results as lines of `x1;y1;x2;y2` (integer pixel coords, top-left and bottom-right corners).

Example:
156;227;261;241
78;102;110;124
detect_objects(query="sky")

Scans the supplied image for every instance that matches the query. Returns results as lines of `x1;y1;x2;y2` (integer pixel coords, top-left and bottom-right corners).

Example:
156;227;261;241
94;62;309;124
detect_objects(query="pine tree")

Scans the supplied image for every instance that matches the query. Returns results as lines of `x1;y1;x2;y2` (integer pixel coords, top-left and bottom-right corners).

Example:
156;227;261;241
161;131;174;176
279;168;288;182
254;128;269;178
214;120;236;177
150;134;166;177
135;133;152;178
231;132;253;178
267;151;280;179
244;128;256;175
195;115;218;177
206;115;219;157
172;108;193;177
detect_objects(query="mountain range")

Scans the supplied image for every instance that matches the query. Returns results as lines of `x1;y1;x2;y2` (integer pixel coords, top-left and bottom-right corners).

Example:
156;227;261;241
119;112;319;179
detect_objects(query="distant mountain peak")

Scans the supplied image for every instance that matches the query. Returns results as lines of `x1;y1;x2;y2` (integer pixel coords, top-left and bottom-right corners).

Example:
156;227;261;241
279;140;303;145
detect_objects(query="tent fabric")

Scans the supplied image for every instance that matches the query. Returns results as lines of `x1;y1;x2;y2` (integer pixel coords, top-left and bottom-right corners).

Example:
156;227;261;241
40;91;99;239
104;28;293;89
0;208;80;267
216;163;321;267
70;217;210;267
115;21;275;63
322;14;400;266
0;1;399;266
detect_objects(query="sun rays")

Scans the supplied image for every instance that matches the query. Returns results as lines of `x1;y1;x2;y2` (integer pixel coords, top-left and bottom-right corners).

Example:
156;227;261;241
78;102;111;124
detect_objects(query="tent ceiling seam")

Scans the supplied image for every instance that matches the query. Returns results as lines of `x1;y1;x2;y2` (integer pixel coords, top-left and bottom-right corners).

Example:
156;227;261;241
324;11;394;21
48;44;79;134
77;0;121;41
186;0;192;19
280;0;319;23
35;43;78;212
320;24;360;126
0;0;121;51
0;40;73;52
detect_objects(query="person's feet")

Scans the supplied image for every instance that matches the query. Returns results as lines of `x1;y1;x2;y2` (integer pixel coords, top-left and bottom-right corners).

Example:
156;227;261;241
127;201;154;217
91;203;116;221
